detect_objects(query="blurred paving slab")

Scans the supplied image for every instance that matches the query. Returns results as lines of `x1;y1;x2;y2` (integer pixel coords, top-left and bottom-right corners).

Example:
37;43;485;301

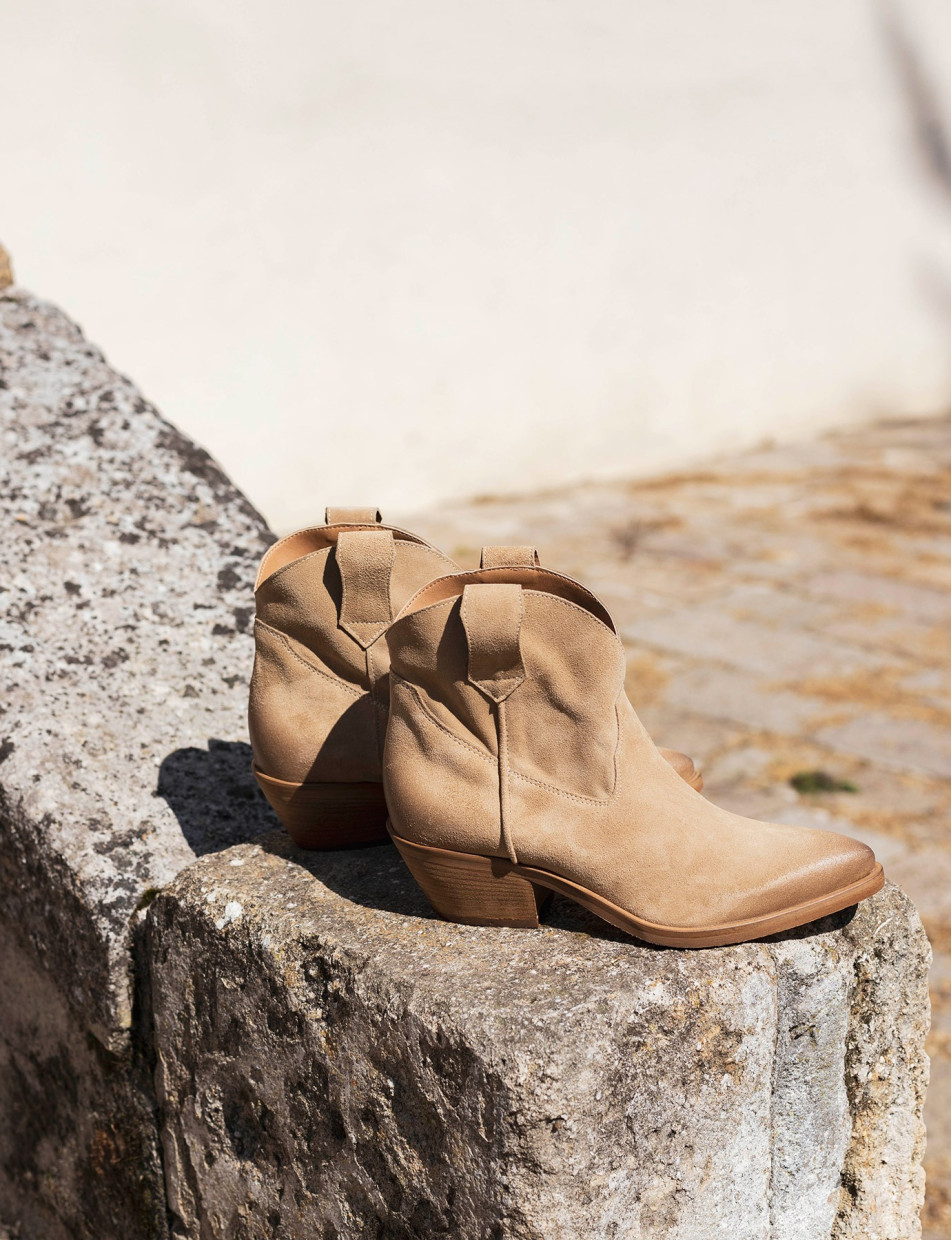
409;413;951;1237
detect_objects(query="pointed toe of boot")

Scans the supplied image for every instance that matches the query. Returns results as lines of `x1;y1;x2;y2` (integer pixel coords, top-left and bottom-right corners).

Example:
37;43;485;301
629;819;884;948
824;832;878;888
776;828;880;914
704;826;884;947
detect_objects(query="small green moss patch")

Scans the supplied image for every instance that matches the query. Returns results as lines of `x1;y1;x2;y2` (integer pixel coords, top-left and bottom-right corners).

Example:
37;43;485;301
790;770;858;795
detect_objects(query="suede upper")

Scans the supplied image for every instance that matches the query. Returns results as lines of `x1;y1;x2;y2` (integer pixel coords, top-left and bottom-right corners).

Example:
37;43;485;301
249;515;701;797
249;516;456;784
383;569;878;931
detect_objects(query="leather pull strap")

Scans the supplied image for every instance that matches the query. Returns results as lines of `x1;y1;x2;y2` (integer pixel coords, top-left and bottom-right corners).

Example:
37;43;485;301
480;545;540;569
325;506;382;525
335;529;395;647
461;583;526;703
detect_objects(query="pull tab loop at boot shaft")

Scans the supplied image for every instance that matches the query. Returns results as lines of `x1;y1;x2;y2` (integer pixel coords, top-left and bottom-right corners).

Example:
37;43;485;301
325;506;382;525
336;529;396;648
479;545;540;569
461;582;526;863
461;583;526;702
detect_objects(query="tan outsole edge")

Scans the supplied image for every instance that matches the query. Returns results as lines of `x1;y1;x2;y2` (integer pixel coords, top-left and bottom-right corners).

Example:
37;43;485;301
390;830;885;947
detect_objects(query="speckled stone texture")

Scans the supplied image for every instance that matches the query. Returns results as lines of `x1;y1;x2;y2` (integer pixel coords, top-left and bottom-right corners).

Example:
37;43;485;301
149;836;930;1240
0;287;275;1237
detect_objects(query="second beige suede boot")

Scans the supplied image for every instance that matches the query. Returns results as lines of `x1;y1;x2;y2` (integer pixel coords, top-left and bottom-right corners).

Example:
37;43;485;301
383;566;884;947
250;513;703;849
249;508;456;846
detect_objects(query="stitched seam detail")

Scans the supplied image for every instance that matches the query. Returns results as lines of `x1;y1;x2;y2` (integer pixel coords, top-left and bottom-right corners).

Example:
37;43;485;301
395;583;618;643
256;546;331;593
508;696;622;803
395;678;622;804
508;701;621;804
367;642;387;756
476;676;521;691
497;699;517;862
508;768;613;805
256;619;364;699
344;622;389;644
396;679;496;764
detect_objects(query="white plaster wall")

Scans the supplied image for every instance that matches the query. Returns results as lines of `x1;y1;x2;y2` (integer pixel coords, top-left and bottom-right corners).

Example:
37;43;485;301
3;0;951;531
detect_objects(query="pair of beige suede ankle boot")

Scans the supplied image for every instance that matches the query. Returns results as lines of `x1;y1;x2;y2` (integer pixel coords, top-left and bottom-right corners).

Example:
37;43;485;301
249;507;883;947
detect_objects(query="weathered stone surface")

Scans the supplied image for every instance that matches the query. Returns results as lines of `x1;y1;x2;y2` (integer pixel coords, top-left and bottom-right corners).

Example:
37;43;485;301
0;921;166;1240
149;837;930;1240
0;288;273;1037
0;288;276;1235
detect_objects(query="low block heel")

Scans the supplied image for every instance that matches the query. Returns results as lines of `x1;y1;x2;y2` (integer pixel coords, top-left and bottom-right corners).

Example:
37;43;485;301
390;831;551;928
253;765;388;849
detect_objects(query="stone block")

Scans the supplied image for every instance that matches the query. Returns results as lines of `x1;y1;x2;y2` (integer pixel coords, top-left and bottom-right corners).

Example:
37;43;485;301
0;290;276;1234
149;835;930;1240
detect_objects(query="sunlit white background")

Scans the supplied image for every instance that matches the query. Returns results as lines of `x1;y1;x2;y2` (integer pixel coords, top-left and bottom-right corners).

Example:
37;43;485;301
4;0;951;531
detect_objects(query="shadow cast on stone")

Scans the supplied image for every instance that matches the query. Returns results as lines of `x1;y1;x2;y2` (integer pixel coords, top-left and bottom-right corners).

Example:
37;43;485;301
158;739;279;856
254;829;857;950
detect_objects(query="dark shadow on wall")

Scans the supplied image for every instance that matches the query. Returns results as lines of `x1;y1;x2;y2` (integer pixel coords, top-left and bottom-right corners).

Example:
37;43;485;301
158;739;278;856
878;0;951;322
879;0;951;204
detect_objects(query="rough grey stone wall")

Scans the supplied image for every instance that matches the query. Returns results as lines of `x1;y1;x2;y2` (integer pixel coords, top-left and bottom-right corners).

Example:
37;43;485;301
148;836;930;1240
0;286;275;1236
0;281;933;1239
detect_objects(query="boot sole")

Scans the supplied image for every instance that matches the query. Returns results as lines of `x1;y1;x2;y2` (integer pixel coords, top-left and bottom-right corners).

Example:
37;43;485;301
253;765;388;849
389;830;885;947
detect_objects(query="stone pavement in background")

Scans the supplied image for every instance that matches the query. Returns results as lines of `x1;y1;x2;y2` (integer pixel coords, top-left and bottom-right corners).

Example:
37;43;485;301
410;415;951;1239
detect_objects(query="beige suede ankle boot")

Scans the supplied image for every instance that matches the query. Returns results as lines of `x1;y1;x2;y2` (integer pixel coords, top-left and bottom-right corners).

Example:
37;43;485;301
383;567;884;946
249;508;457;846
250;514;702;849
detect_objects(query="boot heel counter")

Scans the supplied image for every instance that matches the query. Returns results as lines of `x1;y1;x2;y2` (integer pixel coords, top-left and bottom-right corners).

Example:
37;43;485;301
383;677;502;854
249;620;381;784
